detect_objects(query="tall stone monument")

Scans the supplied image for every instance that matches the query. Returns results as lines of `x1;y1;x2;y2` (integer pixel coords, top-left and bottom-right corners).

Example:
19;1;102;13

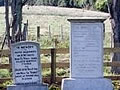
61;18;113;90
7;41;48;90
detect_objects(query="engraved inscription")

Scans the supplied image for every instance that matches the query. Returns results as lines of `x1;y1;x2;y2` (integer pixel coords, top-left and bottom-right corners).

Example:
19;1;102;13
11;42;41;84
71;23;103;78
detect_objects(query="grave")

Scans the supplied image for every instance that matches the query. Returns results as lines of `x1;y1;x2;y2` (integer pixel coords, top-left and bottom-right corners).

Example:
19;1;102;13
7;41;48;90
61;18;113;90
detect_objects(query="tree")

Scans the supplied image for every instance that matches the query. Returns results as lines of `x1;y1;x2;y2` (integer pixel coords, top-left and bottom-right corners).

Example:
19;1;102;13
10;0;28;43
95;0;108;12
107;0;120;74
4;0;28;48
4;0;10;48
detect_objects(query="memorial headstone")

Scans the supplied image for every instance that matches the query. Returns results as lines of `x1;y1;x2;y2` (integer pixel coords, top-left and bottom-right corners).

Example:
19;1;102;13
61;18;113;90
7;41;48;90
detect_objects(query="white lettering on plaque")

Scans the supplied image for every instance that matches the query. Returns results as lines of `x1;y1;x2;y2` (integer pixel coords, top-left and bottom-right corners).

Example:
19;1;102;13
71;23;103;78
11;42;41;85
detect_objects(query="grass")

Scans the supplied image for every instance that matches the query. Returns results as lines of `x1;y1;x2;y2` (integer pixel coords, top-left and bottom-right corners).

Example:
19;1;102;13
0;6;111;49
0;5;112;74
0;5;116;89
0;6;109;42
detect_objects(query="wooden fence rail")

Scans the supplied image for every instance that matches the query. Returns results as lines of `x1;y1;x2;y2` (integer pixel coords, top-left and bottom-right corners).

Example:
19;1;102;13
1;61;120;69
0;48;120;84
1;47;120;56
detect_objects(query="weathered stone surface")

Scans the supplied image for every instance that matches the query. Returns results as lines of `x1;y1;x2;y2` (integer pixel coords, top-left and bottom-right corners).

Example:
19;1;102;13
7;84;48;90
62;19;113;90
70;22;104;78
8;41;49;90
11;41;41;85
62;78;113;90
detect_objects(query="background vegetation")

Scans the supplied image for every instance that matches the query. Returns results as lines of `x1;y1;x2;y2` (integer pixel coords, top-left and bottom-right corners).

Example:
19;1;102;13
25;0;108;12
0;0;108;12
0;0;119;89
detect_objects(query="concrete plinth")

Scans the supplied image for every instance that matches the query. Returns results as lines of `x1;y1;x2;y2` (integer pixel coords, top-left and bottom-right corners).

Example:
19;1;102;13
61;78;113;90
7;84;48;90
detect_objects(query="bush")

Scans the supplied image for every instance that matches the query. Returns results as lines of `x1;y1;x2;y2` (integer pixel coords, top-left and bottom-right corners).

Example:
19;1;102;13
0;69;10;78
95;0;108;12
49;84;60;90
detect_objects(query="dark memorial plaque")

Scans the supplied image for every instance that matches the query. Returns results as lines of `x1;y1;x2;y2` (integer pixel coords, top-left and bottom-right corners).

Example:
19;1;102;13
70;22;104;78
11;42;41;85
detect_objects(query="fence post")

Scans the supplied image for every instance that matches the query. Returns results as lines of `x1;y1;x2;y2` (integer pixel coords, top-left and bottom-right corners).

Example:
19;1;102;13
48;25;51;38
37;26;40;41
22;23;28;41
50;48;56;84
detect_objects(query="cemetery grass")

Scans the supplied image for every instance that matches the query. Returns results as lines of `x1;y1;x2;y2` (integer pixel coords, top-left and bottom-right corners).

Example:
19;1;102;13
0;6;71;90
0;6;117;89
0;6;109;49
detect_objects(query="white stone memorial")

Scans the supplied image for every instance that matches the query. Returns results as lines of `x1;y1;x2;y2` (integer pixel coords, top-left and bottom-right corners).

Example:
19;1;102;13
61;18;113;90
7;41;48;90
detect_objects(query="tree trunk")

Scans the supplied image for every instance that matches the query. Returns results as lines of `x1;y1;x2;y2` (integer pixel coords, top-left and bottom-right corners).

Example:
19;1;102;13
108;0;120;74
11;0;23;43
5;0;10;48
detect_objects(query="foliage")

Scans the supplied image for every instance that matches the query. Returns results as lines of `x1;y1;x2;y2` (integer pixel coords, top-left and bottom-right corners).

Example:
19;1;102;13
39;36;55;49
57;37;69;48
27;0;93;8
56;68;69;77
95;0;108;12
0;80;12;90
26;0;108;12
112;81;120;90
0;69;10;78
49;84;60;90
42;68;51;77
1;80;13;88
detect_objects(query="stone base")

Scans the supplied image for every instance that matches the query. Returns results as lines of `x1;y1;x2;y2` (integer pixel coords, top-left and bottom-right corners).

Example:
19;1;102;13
61;78;113;90
7;84;48;90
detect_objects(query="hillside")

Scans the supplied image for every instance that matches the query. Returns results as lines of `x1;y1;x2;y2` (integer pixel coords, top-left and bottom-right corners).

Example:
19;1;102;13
0;6;109;42
0;6;109;17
